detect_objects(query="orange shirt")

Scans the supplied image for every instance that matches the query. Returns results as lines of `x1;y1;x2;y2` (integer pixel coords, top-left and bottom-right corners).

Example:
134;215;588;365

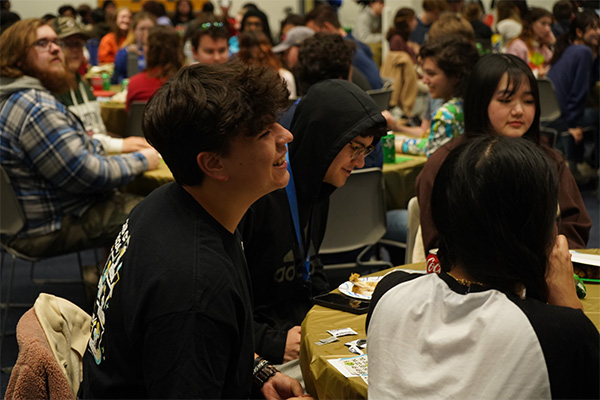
98;33;126;64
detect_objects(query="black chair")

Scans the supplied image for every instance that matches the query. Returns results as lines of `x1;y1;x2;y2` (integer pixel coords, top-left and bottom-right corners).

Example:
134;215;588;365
0;166;93;363
125;101;147;137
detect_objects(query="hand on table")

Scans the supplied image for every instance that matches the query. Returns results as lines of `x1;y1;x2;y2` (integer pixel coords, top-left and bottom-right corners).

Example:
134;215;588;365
283;326;301;362
122;136;151;153
568;127;584;143
261;372;313;400
546;234;583;310
139;147;160;170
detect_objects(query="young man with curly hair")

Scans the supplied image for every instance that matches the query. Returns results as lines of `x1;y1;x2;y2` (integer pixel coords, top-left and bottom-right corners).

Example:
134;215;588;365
79;62;308;399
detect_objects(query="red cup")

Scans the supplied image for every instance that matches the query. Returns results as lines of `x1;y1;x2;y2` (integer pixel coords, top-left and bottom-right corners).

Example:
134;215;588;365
91;75;103;91
426;248;441;274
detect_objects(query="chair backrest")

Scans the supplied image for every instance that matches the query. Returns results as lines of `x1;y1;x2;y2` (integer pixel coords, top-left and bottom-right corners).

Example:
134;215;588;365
366;87;394;112
126;51;139;78
320;168;387;254
537;78;561;123
125;101;147;137
405;196;420;264
0;165;25;236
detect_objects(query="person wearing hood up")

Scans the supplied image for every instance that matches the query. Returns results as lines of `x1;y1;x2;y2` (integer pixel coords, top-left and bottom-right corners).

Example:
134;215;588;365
239;79;387;373
0;18;160;258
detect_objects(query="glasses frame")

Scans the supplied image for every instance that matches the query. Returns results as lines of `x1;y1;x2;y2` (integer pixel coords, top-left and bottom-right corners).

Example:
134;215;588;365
31;38;65;52
348;141;375;159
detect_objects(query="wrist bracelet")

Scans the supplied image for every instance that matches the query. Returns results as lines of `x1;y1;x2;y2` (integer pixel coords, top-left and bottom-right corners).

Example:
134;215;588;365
253;357;278;389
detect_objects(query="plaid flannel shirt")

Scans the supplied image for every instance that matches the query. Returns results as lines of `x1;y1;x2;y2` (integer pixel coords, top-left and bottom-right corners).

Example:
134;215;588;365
0;80;147;238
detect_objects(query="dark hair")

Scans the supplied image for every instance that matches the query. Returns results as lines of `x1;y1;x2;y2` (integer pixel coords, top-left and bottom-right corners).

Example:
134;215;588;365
58;5;77;17
241;8;273;44
496;0;522;22
102;0;115;11
142;1;167;18
173;0;194;24
91;8;105;24
305;4;341;29
422;0;448;13
145;26;184;80
188;17;229;49
551;11;599;64
295;32;355;95
143;62;289;186
464;53;540;142
202;1;215;13
516;7;552;44
280;13;304;38
419;37;479;98
553;0;574;22
432;135;558;302
386;7;415;42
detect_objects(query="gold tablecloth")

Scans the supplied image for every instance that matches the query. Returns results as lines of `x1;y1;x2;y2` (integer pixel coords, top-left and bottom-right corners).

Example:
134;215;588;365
382;155;427;210
100;101;127;138
300;252;600;400
121;160;173;196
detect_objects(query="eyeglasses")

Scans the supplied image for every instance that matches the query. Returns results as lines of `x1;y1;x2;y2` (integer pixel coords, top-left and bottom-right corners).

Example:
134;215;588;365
62;39;86;49
31;38;65;51
199;21;224;30
348;141;374;159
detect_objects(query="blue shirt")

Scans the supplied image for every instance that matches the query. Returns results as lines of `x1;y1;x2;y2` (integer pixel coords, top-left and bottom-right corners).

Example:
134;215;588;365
346;32;383;90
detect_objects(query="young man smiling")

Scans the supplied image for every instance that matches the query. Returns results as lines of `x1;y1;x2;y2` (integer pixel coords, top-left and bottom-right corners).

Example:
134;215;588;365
240;79;387;376
79;62;308;399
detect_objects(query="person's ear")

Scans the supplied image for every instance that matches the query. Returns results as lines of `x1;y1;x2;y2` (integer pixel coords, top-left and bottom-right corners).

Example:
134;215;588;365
323;21;336;33
196;151;229;182
575;28;583;40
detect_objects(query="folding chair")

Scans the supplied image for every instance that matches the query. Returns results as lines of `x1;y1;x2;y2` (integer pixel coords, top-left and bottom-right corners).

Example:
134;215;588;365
366;87;394;112
0;166;93;360
125;101;147;137
537;78;562;148
320;168;394;276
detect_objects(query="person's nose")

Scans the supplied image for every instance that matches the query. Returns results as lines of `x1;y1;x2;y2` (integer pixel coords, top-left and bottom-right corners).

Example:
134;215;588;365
49;42;62;55
353;153;366;169
275;123;293;146
511;101;524;116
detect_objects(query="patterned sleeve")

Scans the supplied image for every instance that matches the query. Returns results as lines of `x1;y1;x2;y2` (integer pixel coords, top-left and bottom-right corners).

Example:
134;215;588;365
19;91;147;194
426;100;463;157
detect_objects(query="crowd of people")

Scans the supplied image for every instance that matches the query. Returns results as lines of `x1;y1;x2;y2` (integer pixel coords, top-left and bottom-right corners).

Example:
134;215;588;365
0;0;598;399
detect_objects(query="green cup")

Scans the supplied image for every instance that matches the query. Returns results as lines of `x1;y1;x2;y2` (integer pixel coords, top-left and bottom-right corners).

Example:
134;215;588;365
381;133;395;164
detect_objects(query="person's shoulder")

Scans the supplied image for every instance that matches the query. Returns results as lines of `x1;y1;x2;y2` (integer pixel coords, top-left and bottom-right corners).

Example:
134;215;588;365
568;44;593;59
366;270;426;328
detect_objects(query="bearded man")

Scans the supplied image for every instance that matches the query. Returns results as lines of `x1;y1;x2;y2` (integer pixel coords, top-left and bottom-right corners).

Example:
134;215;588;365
0;19;160;258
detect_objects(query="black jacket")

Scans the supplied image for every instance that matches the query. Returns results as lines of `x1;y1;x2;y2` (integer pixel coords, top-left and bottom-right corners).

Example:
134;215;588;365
240;80;387;362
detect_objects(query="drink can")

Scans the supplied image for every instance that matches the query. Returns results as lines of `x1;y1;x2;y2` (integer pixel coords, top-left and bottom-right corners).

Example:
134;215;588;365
381;132;395;163
426;248;440;274
122;78;129;91
101;73;110;90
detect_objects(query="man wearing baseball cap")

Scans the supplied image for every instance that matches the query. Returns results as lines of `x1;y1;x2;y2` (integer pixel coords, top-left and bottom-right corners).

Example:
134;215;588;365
53;16;150;153
272;25;314;71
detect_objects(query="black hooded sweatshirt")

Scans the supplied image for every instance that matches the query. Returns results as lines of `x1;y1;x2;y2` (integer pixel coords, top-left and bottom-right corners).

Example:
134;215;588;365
240;80;387;363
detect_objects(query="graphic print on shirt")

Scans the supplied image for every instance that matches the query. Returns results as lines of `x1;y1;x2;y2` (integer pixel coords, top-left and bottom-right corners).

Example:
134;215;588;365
88;219;130;364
